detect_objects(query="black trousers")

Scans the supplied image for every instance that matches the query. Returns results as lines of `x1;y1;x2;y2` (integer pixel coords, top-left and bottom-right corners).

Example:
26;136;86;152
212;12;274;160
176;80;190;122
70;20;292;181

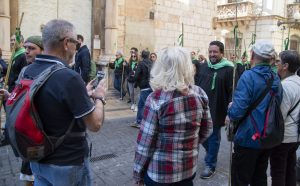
270;142;300;186
231;145;271;186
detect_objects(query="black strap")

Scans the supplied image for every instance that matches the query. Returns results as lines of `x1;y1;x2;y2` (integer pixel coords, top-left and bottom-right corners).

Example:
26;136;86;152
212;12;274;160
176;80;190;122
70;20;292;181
236;75;274;125
287;99;300;116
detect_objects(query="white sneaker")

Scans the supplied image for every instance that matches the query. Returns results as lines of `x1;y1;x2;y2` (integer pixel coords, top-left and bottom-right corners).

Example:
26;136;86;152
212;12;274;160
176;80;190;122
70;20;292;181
130;104;135;110
134;106;138;112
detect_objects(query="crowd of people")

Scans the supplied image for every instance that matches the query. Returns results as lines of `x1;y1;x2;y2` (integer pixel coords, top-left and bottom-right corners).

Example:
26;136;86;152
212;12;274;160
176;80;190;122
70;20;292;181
0;18;299;186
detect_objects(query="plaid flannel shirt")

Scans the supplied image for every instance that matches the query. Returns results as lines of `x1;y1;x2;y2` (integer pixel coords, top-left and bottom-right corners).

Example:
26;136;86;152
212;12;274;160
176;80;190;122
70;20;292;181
133;85;212;183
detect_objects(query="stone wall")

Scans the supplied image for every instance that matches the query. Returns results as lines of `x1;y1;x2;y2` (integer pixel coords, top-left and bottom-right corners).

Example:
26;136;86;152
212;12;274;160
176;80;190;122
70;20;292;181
153;0;217;56
117;0;217;57
18;0;92;49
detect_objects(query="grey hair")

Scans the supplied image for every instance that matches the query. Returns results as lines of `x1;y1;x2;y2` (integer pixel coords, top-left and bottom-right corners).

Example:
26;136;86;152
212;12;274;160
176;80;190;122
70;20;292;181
42;19;75;50
150;47;194;92
116;50;123;56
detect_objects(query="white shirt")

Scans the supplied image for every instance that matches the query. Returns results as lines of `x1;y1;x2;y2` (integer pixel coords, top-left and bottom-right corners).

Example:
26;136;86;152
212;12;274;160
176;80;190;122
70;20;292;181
281;75;300;143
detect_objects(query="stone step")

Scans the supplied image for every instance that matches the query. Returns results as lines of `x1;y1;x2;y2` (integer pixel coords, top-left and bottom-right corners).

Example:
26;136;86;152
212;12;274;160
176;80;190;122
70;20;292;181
105;89;130;101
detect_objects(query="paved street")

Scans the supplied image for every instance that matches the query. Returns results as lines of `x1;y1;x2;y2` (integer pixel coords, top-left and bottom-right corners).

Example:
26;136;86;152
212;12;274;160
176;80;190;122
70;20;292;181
0;97;295;186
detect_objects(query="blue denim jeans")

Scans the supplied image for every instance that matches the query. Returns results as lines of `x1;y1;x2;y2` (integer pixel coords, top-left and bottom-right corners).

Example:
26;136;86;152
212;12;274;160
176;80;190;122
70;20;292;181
202;126;221;169
136;88;152;124
114;75;126;98
30;158;92;186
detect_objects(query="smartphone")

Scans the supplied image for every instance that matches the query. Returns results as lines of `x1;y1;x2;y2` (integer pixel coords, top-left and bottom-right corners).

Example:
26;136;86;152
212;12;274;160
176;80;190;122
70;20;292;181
93;71;105;89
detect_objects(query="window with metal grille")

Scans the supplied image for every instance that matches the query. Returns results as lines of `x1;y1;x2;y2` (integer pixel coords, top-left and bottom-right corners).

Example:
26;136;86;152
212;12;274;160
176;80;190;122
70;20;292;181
224;31;243;61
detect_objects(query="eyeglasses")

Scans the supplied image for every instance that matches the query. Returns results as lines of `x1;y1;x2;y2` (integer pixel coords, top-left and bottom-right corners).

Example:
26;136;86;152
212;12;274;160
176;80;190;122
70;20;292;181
59;37;79;45
150;56;156;58
132;55;136;58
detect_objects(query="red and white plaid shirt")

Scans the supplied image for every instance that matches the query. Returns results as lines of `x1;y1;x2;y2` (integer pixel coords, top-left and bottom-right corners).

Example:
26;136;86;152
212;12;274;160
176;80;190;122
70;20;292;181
133;85;212;183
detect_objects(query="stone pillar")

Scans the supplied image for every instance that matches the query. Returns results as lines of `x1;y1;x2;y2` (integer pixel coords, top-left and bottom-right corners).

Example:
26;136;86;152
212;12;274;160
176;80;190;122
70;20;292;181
99;0;118;90
0;0;11;60
104;0;118;56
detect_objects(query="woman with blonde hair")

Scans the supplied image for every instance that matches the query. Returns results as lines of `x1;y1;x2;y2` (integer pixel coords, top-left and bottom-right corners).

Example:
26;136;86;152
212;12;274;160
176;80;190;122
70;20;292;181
133;47;213;186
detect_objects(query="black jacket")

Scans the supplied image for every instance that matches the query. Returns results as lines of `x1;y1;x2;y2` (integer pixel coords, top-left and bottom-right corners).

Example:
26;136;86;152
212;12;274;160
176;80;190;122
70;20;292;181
109;57;128;77
8;52;27;92
134;59;152;89
192;59;201;86
127;62;138;83
0;58;7;78
75;45;91;83
196;62;233;126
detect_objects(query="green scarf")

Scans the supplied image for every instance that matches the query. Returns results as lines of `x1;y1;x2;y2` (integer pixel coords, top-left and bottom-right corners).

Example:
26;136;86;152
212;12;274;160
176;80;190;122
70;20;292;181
272;66;278;73
255;62;270;67
236;60;243;65
13;47;25;61
208;58;234;90
131;61;137;70
115;57;124;69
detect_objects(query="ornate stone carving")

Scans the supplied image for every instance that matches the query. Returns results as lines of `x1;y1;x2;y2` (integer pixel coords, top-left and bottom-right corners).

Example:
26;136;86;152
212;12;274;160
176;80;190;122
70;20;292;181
217;1;254;19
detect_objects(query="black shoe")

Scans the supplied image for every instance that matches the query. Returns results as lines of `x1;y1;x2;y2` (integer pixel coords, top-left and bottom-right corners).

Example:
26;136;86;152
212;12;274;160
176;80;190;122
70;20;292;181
130;122;140;129
200;167;215;179
127;99;131;103
0;133;9;147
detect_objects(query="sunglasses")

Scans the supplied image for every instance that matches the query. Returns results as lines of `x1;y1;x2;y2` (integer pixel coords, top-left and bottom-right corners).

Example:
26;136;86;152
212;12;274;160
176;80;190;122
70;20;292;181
59;37;79;45
132;55;137;58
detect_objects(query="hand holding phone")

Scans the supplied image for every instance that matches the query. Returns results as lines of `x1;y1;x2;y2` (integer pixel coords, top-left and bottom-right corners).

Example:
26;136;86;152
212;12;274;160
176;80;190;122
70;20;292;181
93;71;105;89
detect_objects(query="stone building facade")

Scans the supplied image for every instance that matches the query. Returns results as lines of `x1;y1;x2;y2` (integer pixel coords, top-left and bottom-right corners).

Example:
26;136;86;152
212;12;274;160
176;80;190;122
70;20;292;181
214;0;300;59
0;0;217;61
116;0;217;57
0;0;93;60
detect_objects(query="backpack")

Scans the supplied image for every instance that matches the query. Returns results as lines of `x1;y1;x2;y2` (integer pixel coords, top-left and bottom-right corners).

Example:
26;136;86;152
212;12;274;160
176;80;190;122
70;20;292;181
89;60;97;81
5;64;81;161
249;76;284;149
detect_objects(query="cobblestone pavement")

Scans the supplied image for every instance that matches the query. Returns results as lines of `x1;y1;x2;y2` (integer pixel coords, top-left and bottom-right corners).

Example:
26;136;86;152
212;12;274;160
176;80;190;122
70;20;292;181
0;98;297;186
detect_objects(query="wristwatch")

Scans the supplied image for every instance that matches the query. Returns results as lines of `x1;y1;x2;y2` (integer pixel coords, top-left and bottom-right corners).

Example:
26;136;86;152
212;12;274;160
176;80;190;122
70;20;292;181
94;96;106;105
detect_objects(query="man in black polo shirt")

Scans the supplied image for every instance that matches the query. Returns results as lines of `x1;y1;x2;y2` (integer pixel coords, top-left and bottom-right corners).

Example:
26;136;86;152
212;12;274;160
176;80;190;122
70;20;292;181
26;19;106;186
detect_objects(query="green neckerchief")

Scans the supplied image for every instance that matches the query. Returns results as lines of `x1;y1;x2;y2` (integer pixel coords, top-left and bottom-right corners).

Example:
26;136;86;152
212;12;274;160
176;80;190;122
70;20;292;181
236;60;243;65
13;47;25;61
115;57;124;69
208;58;234;90
255;62;270;67
271;66;278;73
131;61;137;70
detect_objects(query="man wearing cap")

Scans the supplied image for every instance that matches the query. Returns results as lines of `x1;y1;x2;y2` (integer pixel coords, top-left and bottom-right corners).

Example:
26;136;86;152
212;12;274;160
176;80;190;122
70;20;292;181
228;40;282;185
24;36;43;64
19;35;43;186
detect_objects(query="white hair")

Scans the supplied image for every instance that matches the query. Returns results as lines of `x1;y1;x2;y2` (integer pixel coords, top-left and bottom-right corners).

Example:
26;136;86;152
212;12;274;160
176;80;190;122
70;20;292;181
150;47;194;92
